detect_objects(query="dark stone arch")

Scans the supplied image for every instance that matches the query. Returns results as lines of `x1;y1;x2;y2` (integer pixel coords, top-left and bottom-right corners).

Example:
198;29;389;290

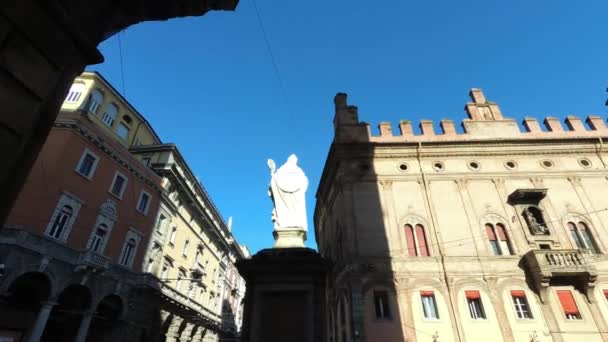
41;284;92;342
87;294;125;342
0;272;53;338
6;272;52;311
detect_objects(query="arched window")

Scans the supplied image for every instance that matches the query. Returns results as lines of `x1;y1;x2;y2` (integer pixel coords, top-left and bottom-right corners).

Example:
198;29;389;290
88;89;104;114
485;223;513;256
89;223;108;252
568;221;599;254
119;237;138;267
404;224;429;256
102;103;118;127
65;83;85;103
48;205;73;239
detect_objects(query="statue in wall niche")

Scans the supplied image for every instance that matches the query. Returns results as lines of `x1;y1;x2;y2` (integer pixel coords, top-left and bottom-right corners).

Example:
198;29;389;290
267;154;308;230
523;206;549;235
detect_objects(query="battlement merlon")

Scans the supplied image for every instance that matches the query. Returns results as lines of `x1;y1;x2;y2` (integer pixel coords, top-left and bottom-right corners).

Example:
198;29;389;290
332;89;608;144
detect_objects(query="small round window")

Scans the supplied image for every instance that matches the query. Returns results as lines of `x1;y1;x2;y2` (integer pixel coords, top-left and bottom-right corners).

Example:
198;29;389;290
398;163;409;172
467;161;480;171
432;162;445;172
578;158;592;168
541;160;554;169
504;160;517;170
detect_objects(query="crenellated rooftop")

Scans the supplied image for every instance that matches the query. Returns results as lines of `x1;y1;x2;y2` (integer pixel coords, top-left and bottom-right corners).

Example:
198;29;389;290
332;89;608;144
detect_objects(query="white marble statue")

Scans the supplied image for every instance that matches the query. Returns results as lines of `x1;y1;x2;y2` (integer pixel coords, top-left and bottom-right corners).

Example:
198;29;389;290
267;154;308;231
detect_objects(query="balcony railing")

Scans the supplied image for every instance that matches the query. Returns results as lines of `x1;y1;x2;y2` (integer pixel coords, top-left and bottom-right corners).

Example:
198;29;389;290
524;249;597;276
77;250;111;270
523;249;599;302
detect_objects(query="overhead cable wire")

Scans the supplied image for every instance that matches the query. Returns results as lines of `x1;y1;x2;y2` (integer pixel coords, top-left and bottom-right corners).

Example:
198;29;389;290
250;0;296;131
117;30;127;97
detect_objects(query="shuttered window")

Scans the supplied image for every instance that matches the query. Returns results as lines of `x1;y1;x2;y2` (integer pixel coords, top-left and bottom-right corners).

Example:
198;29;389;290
404;223;430;257
556;290;581;320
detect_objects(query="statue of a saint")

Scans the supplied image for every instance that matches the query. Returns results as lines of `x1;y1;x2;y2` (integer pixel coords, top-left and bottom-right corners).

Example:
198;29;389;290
523;207;548;235
267;154;308;231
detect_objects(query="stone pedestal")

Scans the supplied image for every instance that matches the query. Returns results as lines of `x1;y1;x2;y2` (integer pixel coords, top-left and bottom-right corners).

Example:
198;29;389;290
273;228;307;248
236;248;329;342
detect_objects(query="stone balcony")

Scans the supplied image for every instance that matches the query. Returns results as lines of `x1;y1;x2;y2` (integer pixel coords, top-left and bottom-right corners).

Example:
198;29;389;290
522;249;599;302
76;250;111;271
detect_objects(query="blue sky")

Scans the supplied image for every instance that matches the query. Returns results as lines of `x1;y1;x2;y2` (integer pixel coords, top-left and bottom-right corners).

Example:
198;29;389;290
89;0;608;254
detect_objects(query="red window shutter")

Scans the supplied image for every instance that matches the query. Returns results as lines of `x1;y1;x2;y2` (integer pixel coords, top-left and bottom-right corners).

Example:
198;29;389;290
485;224;497;241
405;225;416;256
496;224;508;241
465;290;480;299
415;224;429;256
420;291;434;297
510;290;525;298
603;289;608;300
556;290;579;315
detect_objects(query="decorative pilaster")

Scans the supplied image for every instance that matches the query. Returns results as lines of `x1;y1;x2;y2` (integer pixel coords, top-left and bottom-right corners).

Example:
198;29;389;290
486;278;515;341
454;178;485;257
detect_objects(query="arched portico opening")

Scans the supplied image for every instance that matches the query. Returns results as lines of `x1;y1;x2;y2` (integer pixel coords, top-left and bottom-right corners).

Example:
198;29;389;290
0;272;52;340
87;294;124;342
41;284;92;341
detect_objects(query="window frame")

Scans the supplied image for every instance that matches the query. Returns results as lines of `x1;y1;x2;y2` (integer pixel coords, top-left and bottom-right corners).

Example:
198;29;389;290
75;148;100;180
511;290;533;320
44;193;82;242
108;171;128;199
169;226;177;245
65;83;85;103
373;290;391;320
101;103;118;127
88;89;104;114
88;223;109;253
404;223;430;257
182;239;190;257
118;229;142;268
116;122;130;141
556;290;582;320
465;290;486;320
136;191;151;215
485;222;513;256
568;221;600;254
420;291;440;320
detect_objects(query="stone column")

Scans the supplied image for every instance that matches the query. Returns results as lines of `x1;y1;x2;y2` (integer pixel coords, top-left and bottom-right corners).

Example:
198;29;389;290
26;301;56;342
191;326;205;342
74;311;94;342
165;316;184;342
179;322;194;341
